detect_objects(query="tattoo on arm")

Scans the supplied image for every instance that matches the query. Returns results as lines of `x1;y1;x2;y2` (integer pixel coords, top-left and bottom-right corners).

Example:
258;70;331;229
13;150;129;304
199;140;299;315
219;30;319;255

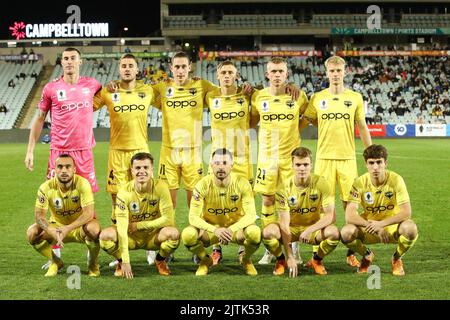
37;216;48;230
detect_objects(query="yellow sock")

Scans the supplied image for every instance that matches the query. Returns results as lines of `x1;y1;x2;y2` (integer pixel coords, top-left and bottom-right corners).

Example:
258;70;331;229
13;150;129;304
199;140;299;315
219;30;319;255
346;239;367;256
242;225;261;260
317;239;339;259
395;234;418;259
312;245;319;253
85;239;100;264
262;238;283;258
32;240;53;259
261;204;275;228
159;239;180;258
99;239;121;260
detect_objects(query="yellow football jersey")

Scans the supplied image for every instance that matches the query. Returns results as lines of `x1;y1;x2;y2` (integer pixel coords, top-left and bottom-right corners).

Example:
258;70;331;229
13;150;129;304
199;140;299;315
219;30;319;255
190;173;256;233
93;82;155;150
35;174;94;225
115;179;175;263
348;170;410;221
205;87;251;161
251;88;308;159
153;79;216;148
304;88;365;160
276;174;334;226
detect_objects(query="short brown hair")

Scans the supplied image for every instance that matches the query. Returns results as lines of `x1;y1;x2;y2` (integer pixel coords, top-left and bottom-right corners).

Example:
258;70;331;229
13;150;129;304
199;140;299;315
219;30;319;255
131;152;154;166
291;147;313;162
363;145;388;161
120;53;138;65
171;51;190;64
217;60;236;71
63;47;81;57
268;57;287;65
212;148;233;160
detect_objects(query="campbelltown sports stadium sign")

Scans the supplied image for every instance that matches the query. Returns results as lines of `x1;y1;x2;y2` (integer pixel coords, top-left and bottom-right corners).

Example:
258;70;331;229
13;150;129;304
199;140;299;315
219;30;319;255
9;21;109;40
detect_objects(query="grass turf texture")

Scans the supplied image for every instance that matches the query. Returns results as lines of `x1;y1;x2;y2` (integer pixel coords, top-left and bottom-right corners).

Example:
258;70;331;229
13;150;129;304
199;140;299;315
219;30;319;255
0;139;449;299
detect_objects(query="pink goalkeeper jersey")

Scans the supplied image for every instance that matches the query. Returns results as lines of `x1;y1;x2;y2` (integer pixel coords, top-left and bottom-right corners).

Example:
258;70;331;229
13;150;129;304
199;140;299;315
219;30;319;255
39;76;102;151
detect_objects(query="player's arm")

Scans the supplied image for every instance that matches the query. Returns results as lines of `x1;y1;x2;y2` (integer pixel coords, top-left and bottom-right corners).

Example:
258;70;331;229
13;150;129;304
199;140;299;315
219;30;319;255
228;184;257;233
25;108;48;171
93;87;106;111
300;204;336;244
35;206;59;242
277;191;297;277
303;94;318;127
150;82;164;110
298;90;310;132
249;91;260;128
368;202;411;231
356;119;372;149
345;202;369;227
189;189;217;233
115;194;133;278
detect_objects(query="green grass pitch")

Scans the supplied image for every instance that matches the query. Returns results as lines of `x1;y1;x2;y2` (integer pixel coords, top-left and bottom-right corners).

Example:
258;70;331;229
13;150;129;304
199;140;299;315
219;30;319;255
0;138;449;300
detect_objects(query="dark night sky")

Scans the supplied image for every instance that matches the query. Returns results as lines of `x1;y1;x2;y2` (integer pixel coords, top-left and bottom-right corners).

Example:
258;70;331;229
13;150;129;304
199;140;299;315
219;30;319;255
0;1;161;39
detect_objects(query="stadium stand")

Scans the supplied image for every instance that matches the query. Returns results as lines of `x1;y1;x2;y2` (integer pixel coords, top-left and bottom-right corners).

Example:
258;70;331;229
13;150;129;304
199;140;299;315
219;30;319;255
0;61;43;129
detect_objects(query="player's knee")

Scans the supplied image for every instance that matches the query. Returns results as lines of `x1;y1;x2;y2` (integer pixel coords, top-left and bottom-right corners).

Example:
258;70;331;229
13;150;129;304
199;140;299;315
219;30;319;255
99;228;115;242
340;224;357;243
262;196;275;206
325;225;340;241
162;226;180;241
245;225;261;245
399;220;418;239
26;224;38;244
262;224;280;240
84;221;101;240
181;226;198;247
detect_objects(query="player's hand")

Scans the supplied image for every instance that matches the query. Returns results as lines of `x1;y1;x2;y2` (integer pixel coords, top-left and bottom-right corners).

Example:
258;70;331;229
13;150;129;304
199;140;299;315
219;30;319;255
214;228;233;245
55;225;70;245
56;230;64;248
121;263;133;279
287;256;298;278
128;222;138;234
25;152;34;171
299;229;312;244
377;228;390;244
365;220;383;235
242;82;254;97
46;227;60;244
286;82;300;101
105;80;119;93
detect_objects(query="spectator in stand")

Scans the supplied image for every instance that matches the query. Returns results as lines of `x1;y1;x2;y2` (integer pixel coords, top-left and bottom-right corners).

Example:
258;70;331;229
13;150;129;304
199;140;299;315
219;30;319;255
8;79;15;88
0;104;7;113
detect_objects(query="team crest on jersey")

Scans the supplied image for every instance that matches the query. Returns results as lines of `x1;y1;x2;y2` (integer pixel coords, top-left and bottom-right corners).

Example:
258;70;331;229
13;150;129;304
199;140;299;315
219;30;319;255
130;201;140;213
71;196;79;203
54;198;63;210
149;199;158;206
309;194;318;202
117;201;126;211
230;195;239;202
286;100;295;109
351;189;359;199
385;191;394;199
279;197;285;206
288;195;297;206
56;90;67;101
364;192;374;204
189;88;197;95
82;88;90;95
236;98;244;105
166;87;174;98
344;101;352;108
261;101;269;112
193;192;200;201
112;93;120;103
212;98;221;109
38;194;45;204
319;99;328;110
138;92;146;99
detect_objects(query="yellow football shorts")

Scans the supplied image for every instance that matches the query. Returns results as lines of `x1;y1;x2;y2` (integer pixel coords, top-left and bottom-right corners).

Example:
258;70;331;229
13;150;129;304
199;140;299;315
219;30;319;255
314;159;358;201
254;157;292;195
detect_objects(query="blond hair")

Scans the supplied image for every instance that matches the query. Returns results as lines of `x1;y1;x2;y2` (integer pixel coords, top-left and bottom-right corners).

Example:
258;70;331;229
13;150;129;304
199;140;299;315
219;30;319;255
325;56;346;69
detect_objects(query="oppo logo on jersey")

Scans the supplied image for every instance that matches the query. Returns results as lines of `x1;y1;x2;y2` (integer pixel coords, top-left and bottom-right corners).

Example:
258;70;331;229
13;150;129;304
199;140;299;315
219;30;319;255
321;113;350;120
291;207;317;214
207;207;238;215
214;111;246;120
262;114;295;121
366;204;394;213
131;212;158;220
113;104;146;113
166;100;197;108
60;101;91;111
55;207;82;216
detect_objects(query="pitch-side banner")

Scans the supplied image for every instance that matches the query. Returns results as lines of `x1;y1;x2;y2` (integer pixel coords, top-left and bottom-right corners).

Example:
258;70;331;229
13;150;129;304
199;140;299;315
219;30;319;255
446;124;450;137
415;124;446;137
198;51;322;60
386;124;416;137
355;124;386;137
337;50;449;57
